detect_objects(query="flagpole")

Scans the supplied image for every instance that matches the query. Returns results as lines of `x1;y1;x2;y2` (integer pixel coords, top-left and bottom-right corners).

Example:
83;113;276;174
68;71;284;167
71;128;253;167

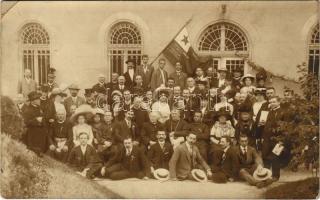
150;16;193;66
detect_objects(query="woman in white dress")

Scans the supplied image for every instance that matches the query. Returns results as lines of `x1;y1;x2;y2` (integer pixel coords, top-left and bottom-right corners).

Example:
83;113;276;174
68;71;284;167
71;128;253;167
152;89;171;124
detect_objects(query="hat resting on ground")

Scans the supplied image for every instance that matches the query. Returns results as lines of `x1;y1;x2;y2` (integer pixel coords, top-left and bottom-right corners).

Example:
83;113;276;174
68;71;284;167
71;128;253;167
28;91;41;101
253;167;272;181
191;169;208;182
153;168;170;181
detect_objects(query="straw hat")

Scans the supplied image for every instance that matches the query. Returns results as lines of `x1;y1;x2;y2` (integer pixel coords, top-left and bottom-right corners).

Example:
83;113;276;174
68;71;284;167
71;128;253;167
191;169;208;182
70;104;94;122
153;168;170;181
253;167;272;181
240;74;255;83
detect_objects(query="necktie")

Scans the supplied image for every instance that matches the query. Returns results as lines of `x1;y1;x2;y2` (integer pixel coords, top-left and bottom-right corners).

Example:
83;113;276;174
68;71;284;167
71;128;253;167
242;148;247;161
127;121;131;128
160;70;165;84
126;148;131;156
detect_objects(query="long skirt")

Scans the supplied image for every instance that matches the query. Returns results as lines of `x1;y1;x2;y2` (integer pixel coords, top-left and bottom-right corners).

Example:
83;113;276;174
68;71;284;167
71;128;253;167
26;127;48;153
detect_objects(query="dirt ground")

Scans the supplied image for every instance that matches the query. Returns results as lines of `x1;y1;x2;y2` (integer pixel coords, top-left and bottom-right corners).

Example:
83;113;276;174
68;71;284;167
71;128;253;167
93;170;315;198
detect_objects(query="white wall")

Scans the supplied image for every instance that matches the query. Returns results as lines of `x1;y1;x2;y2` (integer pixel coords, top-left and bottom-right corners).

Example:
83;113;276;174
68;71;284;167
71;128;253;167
1;1;318;97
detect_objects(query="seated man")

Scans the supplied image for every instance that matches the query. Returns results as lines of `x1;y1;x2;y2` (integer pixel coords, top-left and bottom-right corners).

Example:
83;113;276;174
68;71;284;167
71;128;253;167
67;132;103;179
47;108;72;162
211;136;235;183
101;137;150;180
233;134;273;188
169;133;212;181
96;111;118;163
140;112;163;150
148;130;174;177
187;111;210;162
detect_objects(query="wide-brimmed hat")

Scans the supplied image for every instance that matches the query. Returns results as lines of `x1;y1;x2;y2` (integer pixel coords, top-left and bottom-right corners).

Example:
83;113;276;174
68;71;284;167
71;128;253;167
28;91;41;101
111;90;123;98
240;74;255;83
70;104;95;122
253;167;272;181
191;169;207;182
155;88;170;99
238;104;252;113
69;84;80;90
153;168;170;181
50;88;67;98
93;107;105;116
214;108;232;121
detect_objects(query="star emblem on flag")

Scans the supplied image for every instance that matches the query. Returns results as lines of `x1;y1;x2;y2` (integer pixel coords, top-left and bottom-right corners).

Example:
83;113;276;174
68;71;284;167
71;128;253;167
181;35;189;45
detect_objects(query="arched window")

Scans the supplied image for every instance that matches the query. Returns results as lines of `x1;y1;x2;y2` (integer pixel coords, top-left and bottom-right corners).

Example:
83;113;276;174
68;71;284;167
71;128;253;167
108;22;142;75
198;22;249;75
308;23;319;77
20;23;50;85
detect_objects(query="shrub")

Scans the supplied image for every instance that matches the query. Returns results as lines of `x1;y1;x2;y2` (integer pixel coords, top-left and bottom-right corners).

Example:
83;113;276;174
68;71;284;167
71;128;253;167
1;96;24;140
1;134;51;198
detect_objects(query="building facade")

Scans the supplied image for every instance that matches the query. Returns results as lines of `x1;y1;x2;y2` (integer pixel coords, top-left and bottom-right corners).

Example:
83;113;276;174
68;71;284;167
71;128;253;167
1;1;319;97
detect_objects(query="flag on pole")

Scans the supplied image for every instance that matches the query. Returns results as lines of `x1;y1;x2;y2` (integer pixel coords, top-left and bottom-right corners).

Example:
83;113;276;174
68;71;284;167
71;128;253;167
152;18;212;76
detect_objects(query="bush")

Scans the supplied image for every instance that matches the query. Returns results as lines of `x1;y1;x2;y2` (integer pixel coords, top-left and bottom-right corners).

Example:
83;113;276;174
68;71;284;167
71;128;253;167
1;134;51;198
265;177;319;199
1;96;24;140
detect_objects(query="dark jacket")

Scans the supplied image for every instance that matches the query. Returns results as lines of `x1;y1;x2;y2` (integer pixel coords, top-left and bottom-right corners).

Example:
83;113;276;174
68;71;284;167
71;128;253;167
148;141;173;170
68;144;101;171
140;122;164;146
114;120;138;144
48;121;73;147
211;147;235;178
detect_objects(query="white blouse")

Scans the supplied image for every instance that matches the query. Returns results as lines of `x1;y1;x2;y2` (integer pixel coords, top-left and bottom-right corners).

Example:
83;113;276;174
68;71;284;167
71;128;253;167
152;101;171;124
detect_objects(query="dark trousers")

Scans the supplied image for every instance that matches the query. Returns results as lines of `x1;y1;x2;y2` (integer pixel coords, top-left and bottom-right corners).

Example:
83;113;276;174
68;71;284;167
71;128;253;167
197;141;208;163
264;154;281;179
105;163;145;180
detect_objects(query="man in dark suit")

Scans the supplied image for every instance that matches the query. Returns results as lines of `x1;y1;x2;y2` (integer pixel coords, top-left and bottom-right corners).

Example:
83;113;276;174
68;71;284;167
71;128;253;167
68;132;103;179
112;75;130;93
211;136;235;183
106;73;119;91
169;133;212;181
210;67;228;89
232;134;273;188
141;112;163;149
131;96;150;135
150;58;168;90
169;62;187;89
47;108;72;162
114;110;139;146
92;74;107;95
148;130;174;174
101;137;150;180
187;111;210;162
165;109;189;145
182;89;200;122
123;59;136;88
135;54;154;89
64;84;85;117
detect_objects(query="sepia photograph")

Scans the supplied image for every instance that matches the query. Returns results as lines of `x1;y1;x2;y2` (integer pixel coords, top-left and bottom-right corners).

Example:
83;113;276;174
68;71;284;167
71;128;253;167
0;0;319;199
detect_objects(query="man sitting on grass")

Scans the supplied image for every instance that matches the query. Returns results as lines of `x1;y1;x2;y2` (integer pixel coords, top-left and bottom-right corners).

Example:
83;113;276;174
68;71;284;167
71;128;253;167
68;132;103;179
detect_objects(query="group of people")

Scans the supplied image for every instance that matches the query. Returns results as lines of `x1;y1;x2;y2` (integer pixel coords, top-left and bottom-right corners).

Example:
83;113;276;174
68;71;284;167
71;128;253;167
17;54;297;188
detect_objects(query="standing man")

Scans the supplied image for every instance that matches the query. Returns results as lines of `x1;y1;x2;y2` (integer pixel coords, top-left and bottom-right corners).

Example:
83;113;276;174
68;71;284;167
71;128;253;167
169;62;187;89
106;72;119;91
113;75;130;93
92;74;107;95
169;132;212;181
18;69;38;98
123;59;136;88
150;58;168;90
64;84;85;117
47;73;59;92
114;110;139;146
136;54;154;89
211;67;228;88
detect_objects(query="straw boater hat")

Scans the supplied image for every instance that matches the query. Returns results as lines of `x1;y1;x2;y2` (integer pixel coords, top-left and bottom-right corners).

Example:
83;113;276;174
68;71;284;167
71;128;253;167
153;168;170;181
68;84;80;90
240;73;255;83
191;169;208;182
70;104;95;122
111;90;123;98
253;167;272;181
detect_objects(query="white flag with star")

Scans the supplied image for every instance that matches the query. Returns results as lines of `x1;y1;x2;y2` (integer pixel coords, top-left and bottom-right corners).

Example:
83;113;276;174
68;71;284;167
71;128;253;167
174;27;191;52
